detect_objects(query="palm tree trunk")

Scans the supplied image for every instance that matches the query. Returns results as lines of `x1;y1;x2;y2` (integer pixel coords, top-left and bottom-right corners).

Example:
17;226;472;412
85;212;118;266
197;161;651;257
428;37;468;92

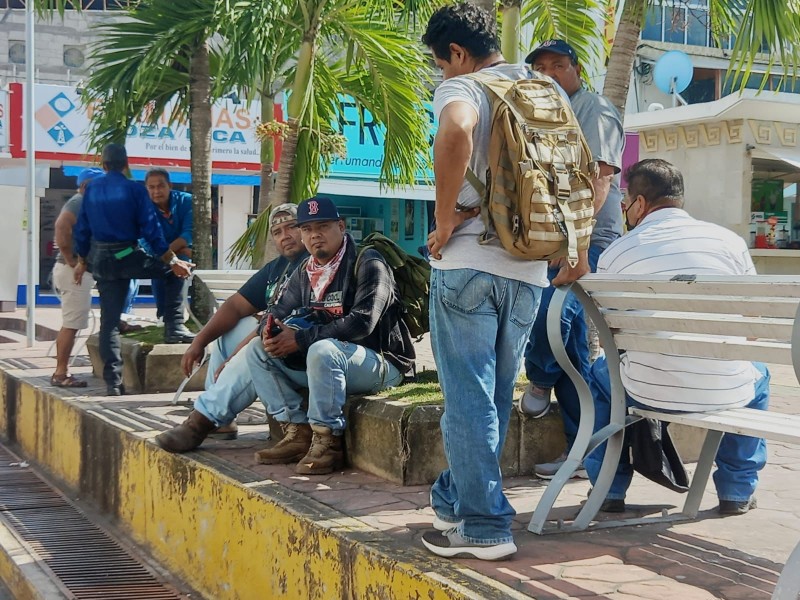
257;92;275;214
188;40;213;322
602;0;645;121
267;37;314;210
500;2;521;62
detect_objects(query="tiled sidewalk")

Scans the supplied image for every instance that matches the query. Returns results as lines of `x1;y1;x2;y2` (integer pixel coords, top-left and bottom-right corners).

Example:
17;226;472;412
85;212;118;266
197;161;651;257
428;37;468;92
4;308;800;599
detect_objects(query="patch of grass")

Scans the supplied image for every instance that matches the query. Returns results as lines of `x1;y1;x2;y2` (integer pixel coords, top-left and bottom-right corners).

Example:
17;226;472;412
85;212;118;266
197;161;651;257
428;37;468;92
381;369;528;405
122;326;164;346
384;369;442;405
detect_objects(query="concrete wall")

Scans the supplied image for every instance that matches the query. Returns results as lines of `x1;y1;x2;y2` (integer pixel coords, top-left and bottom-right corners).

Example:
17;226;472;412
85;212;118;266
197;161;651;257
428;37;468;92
637;119;751;236
217;185;252;269
0;10;130;87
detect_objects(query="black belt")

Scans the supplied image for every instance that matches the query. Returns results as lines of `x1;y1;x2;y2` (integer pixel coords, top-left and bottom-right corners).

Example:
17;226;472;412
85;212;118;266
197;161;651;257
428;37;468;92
92;241;138;259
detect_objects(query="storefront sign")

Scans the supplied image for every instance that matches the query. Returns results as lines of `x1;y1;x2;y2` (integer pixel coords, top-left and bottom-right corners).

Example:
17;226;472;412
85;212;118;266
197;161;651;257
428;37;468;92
329;96;435;181
17;84;263;167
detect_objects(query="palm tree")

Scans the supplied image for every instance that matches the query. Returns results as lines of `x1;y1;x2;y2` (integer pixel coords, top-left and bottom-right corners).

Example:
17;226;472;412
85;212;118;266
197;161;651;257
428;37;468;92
224;0;436;266
602;0;800;119
81;0;224;320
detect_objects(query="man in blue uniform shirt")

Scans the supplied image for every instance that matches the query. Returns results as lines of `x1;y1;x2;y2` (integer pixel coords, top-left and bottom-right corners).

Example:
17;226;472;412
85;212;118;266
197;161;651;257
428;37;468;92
141;169;193;320
73;144;195;396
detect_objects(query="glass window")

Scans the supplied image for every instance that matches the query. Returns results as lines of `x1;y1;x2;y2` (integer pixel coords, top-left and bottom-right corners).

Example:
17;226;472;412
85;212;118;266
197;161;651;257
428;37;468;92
686;8;709;46
664;6;687;44
642;6;663;41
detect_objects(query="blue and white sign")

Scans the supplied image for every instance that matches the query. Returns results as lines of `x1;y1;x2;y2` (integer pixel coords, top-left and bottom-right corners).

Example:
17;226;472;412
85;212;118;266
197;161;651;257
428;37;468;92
328;96;435;181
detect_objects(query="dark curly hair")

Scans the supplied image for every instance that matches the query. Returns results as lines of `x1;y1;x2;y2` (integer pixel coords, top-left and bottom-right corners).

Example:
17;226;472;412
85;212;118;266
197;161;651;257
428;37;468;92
422;2;500;62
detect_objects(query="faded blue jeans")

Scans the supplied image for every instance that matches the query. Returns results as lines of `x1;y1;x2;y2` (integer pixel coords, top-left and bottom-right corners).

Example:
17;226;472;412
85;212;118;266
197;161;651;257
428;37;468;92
584;355;770;502
246;337;403;433
429;267;542;545
194;317;259;426
524;244;603;447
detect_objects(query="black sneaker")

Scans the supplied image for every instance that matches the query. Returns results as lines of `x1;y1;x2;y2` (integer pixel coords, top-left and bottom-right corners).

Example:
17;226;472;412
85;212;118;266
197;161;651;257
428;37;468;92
106;384;126;396
718;497;757;515
599;498;626;513
421;529;517;561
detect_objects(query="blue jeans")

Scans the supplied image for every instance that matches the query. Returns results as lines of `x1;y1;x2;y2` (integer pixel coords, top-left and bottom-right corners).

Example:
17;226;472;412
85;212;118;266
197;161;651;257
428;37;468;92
124;279;139;315
584;355;770;502
429;268;542;545
89;244;183;387
246;337;403;432
524;244;603;447
194;317;259;426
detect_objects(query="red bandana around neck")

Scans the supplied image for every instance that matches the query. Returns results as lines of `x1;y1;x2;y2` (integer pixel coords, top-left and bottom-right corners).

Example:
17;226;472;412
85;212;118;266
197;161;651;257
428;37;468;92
305;235;348;303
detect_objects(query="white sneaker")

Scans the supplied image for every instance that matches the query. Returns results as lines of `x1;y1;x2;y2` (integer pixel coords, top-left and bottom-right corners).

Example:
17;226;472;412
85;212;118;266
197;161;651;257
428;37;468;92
421;529;517;561
534;451;588;480
520;383;552;418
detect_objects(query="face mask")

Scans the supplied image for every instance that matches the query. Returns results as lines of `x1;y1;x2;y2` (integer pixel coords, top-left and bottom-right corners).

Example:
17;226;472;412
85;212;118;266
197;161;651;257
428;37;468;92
624;196;641;231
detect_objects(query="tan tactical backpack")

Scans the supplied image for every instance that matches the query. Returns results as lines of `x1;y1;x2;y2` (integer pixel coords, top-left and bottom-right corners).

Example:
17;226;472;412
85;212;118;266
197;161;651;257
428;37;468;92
465;72;596;266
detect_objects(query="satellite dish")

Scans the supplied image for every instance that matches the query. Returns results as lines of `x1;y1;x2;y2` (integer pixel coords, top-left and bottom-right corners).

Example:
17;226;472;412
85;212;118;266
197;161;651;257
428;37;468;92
653;51;694;95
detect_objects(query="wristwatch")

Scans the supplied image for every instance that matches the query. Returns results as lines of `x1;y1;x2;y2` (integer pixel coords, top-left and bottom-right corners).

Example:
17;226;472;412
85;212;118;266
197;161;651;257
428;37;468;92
168;255;180;266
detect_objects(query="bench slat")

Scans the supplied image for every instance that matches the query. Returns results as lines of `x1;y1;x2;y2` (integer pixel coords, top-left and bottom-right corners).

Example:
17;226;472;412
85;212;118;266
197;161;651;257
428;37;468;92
579;274;800;298
591;293;799;319
614;332;793;364
631;407;800;444
603;311;793;341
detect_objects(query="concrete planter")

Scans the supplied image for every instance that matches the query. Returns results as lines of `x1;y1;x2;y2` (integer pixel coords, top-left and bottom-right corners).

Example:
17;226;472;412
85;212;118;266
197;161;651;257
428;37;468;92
343;396;568;486
342;395;705;486
86;333;206;394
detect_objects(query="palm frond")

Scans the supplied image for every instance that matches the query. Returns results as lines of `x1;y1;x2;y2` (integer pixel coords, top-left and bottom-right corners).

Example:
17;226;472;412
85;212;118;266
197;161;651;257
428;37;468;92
323;5;433;187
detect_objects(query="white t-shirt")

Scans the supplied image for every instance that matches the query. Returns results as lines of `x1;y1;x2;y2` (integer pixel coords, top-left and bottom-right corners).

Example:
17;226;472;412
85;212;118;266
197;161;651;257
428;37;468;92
431;64;549;288
598;207;762;412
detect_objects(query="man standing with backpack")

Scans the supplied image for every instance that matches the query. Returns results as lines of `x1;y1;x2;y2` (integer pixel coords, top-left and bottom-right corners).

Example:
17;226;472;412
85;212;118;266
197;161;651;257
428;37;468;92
419;3;591;561
521;40;625;479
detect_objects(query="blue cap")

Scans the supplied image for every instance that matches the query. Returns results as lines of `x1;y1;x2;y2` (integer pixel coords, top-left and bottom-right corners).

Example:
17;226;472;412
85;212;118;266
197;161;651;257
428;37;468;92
525;39;579;66
297;197;340;224
77;167;104;187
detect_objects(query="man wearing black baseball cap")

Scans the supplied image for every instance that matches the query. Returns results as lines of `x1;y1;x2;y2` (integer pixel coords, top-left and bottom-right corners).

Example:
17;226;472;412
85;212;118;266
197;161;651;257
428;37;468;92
245;196;415;475
522;40;626;483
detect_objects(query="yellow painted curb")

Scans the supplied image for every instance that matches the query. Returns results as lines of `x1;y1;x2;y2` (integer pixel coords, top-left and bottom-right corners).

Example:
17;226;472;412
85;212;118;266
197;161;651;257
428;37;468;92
0;370;520;600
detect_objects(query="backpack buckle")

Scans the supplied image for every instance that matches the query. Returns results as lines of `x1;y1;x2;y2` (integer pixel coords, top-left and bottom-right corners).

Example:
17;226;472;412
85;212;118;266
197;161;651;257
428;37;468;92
512;214;521;236
550;164;571;201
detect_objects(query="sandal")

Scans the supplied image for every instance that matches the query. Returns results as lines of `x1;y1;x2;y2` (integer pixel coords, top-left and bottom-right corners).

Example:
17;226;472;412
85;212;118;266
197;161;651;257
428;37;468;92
50;374;88;388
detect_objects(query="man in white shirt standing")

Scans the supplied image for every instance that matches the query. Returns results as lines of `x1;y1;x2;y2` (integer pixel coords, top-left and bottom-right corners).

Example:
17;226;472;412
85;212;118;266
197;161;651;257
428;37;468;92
585;159;769;515
416;2;591;561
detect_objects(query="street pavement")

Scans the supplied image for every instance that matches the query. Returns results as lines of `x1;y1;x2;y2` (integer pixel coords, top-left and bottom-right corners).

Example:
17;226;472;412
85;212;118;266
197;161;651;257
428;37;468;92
2;306;799;599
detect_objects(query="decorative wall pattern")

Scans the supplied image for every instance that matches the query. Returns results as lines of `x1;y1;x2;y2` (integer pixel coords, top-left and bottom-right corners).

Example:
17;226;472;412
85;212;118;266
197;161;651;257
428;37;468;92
639;119;798;153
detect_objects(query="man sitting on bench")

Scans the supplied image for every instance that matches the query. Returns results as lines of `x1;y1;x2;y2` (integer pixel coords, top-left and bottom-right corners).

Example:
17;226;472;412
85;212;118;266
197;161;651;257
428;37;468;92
246;197;415;475
156;204;308;452
585;159;770;515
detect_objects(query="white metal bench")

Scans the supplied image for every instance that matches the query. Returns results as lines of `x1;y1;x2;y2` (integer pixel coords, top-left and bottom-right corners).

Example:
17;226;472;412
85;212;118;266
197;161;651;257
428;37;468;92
527;273;800;600
173;269;257;405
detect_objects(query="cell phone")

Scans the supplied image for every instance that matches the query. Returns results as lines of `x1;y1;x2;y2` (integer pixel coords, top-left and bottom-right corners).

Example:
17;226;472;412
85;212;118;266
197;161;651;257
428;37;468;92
265;314;281;338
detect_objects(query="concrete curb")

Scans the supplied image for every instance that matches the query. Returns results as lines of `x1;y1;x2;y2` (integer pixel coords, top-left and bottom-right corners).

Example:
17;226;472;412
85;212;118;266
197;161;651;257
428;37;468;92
0;368;524;600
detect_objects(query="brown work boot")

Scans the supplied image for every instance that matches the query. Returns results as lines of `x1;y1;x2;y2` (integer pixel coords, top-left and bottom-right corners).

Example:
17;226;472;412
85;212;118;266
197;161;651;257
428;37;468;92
208;422;238;440
254;422;312;465
155;410;216;453
294;425;344;475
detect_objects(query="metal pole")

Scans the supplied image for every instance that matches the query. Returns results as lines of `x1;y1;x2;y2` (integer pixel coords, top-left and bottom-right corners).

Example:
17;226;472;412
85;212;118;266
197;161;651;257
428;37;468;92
25;0;36;346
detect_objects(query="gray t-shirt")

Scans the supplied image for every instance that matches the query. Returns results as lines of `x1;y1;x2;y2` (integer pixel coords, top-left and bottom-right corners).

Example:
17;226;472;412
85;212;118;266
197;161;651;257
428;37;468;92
55;192;82;265
569;87;624;251
431;64;548;288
